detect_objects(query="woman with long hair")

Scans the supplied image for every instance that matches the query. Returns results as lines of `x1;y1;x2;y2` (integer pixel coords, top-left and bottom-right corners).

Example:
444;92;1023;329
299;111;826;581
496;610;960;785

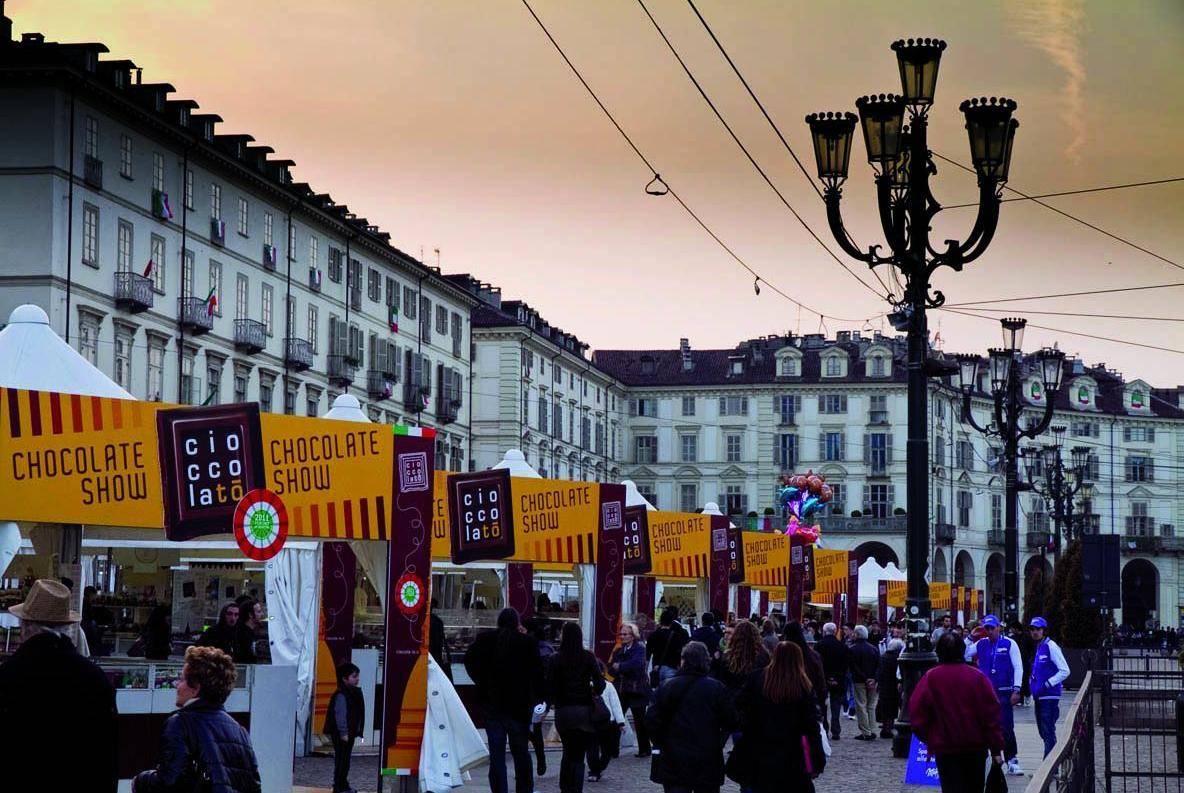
713;619;769;695
781;621;827;722
548;622;605;793
736;642;826;793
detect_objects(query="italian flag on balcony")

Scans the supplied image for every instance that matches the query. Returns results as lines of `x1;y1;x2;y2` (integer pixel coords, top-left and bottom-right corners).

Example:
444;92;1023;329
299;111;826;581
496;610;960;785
393;424;435;439
204;286;218;317
389;307;399;334
142;258;155;278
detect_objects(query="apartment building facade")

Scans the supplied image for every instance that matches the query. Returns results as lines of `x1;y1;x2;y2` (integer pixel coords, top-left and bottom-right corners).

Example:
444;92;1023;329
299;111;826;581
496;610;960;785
596;333;1184;628
0;24;474;470
448;275;625;481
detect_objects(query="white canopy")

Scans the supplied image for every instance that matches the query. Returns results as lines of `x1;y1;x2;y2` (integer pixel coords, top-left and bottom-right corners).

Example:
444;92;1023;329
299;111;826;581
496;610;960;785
858;557;906;605
323;393;369;422
621;479;656;510
0;304;133;399
492;448;541;478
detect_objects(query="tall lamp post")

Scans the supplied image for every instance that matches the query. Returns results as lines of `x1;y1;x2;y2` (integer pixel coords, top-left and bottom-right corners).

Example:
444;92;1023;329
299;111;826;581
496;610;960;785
1022;430;1091;562
805;38;1019;757
953;318;1065;626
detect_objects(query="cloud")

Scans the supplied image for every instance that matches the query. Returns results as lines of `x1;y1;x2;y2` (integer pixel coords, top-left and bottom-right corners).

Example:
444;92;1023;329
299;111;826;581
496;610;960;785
1007;0;1087;164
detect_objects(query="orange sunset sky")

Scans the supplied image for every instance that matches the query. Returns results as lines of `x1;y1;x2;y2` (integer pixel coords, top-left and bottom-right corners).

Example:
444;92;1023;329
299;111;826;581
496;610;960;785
11;1;1184;382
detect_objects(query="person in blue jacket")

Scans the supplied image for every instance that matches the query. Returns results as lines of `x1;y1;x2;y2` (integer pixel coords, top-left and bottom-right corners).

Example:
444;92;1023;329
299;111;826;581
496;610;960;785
966;614;1024;776
1028;616;1070;757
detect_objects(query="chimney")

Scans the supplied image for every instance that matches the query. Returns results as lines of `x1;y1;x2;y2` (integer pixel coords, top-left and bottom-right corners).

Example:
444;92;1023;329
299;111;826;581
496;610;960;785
679;338;693;371
1;1;12;44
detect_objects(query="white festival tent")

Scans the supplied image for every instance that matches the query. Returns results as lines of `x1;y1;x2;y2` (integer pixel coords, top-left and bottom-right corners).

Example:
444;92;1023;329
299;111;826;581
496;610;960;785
804;555;906;609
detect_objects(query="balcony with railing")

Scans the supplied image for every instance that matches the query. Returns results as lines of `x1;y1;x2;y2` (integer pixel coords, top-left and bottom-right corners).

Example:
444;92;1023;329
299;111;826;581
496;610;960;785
308;267;322;292
284;337;314;371
233;319;266;354
327;354;356;387
437;386;460;424
178;297;213;334
987;528;1006;547
868;410;889;425
1026;530;1051;550
367;370;396;400
114;271;153;313
83;155;103;189
1160;524;1183;553
1124;515;1159;552
404;381;429;413
817;515;907;535
935;523;956;544
349;287;362;311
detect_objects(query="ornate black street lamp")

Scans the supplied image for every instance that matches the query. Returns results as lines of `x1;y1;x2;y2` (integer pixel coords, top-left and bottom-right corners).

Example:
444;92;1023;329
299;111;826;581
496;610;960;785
805;38;1019;757
954;317;1065;629
1022;428;1091;562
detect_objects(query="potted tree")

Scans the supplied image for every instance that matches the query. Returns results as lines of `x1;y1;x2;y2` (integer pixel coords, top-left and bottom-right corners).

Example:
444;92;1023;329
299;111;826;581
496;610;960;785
1047;539;1103;688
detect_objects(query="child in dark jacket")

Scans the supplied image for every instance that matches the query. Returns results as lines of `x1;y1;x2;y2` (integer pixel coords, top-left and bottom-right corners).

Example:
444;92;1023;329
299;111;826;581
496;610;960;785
324;662;365;793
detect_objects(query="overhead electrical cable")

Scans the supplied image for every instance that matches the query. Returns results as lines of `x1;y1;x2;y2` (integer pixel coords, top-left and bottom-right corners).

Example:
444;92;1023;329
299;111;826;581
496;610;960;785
941;307;1184;323
943;176;1184;209
944;282;1184;308
938;306;1184;356
934;152;1184;273
518;0;877;324
631;0;894;301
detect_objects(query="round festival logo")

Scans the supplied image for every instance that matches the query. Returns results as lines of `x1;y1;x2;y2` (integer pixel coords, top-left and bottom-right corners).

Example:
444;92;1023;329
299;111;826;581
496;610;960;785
396;571;424;616
233;489;288;561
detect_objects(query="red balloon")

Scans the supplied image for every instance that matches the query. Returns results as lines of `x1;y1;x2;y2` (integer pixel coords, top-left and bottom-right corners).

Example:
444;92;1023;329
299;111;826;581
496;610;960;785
820;485;833;502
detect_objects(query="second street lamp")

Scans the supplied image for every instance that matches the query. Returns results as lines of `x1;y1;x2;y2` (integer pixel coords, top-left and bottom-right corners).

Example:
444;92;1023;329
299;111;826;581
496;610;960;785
955;317;1066;627
805;37;1018;758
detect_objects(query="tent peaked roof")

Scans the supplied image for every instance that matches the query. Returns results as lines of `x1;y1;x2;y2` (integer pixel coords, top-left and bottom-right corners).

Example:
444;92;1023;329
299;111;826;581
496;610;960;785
0;305;134;399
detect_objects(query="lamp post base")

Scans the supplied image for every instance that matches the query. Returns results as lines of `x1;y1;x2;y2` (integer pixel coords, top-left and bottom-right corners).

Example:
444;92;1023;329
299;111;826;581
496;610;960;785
891;598;937;758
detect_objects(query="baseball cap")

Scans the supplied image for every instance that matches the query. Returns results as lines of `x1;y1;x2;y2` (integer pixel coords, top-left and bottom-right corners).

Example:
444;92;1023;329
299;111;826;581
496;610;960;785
1029;616;1048;629
981;614;1000;628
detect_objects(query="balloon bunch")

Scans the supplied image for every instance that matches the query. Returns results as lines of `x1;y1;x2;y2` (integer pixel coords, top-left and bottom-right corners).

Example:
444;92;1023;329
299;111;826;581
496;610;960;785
778;470;832;544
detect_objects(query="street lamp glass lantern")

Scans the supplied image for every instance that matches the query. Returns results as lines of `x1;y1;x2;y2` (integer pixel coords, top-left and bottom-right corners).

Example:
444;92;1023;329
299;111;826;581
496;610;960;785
1021;447;1037;484
954;354;980;393
1071;445;1090;472
855;94;906;166
1038;348;1066;393
805;111;859;187
1041;444;1059;471
959;97;1018;179
987;347;1011;393
891;38;947;106
998;118;1019;183
1000;317;1026;352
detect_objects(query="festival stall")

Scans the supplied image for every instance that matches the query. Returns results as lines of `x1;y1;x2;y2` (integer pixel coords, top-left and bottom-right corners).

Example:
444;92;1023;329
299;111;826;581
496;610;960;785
878;580;983;626
0;348;445;791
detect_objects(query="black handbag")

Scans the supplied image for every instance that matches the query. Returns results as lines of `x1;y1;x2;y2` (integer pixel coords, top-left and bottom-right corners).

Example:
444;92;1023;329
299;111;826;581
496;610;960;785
985;759;1007;793
590;694;611;726
724;732;755;786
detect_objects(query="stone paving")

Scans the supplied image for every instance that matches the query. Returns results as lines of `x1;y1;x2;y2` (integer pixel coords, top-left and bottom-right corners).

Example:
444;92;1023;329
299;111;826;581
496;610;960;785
294;693;1070;793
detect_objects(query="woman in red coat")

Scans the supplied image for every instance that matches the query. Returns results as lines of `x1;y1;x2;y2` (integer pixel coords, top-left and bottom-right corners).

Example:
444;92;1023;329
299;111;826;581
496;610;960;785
910;633;1005;793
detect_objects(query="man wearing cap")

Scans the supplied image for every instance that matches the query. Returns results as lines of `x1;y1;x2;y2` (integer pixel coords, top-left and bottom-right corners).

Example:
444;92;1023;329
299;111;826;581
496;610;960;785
966;614;1024;775
1028;616;1070;757
0;579;118;792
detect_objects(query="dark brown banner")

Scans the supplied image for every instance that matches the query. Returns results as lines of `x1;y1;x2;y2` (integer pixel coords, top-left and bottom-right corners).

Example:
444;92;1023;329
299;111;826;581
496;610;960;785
381;431;435;775
636;575;656;620
726;522;745;585
447;468;514;563
708;515;730;617
507;562;534;618
845;554;859;625
322;542;356;665
592;484;626;665
737;585;751;619
622;505;652;575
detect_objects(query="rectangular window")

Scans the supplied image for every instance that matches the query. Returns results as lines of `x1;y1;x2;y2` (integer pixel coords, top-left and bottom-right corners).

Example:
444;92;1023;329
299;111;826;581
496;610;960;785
681;396;695;416
78;316;99;365
538;396;549;432
207;260;222;316
822;431;844;461
181;354;196;405
306;389;320;417
261;283;274;335
825;356;842;377
153;152;165;193
820;394;847;414
1124;426;1154;442
84;116;98;158
869;394;888;424
991;494;1002;529
955;440;975;470
183;168;193;209
1125;455;1154;482
726;433;743;462
81;204;99;266
829;483;846;515
284;384;297;416
206;362;222;406
629;398;657;418
680;434;697;463
180;251;194;301
286;297;297;340
777;394;799;425
146;340;164;401
718;396;748;416
116;220;133;272
635;436;657;464
779;357;799;377
866;432;891;472
264;211;274;247
553;402;563;438
235;275;248;320
419;296;431;342
679;483;698;513
367;268;380;301
724;486;748;517
776;433;797;470
233;374;248;405
259;378;274;413
309;236;319;269
288;222;296;258
866;484;891;519
957;490;972;527
451;312;462;358
871;356;886;377
237;197;248;235
403;286;417;319
436;305;447;335
1128;502;1153;535
307;305;318;353
149;235;165;292
209;183;221;220
119;134;133;178
113;331;132;390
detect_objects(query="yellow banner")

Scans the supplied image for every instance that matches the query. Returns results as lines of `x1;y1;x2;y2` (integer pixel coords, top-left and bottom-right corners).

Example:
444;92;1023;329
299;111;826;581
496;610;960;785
810;548;850;595
970;589;980;610
260;413;393;540
647;511;710;580
741;531;788;588
0;387;166;527
885;580;907;608
930;581;952;608
432;471;451;558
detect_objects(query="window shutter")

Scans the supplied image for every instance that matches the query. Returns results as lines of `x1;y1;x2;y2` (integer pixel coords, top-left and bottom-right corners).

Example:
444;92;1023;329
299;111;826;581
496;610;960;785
1123;426;1131;442
818;435;826;460
774;437;781;465
818;395;825;412
887;484;895;509
840;395;848;412
863;434;871;465
1148;459;1155;482
839;432;845;461
886;433;893;464
862;486;871;513
1148;427;1156;442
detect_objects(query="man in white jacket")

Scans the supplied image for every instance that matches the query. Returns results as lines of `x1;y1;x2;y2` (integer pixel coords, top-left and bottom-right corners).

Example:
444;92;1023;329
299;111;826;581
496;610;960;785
1027;617;1070;758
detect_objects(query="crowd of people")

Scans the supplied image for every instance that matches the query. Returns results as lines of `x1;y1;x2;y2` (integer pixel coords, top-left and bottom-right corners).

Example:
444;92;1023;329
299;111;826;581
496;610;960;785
464;604;1077;793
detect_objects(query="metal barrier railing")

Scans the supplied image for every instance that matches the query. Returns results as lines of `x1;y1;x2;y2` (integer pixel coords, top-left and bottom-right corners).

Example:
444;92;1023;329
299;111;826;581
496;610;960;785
1098;667;1184;793
1026;671;1094;793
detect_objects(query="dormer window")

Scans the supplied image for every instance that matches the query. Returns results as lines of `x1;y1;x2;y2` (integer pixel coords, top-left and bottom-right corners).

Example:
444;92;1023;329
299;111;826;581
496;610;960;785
825;356;842;377
870;356;885;376
202;121;214;141
780;358;799;377
731;360;743;375
640;356;656;376
113;70;126;89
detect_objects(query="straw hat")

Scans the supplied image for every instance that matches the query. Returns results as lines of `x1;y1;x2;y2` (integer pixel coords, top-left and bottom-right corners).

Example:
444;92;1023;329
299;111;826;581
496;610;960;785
8;579;80;624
